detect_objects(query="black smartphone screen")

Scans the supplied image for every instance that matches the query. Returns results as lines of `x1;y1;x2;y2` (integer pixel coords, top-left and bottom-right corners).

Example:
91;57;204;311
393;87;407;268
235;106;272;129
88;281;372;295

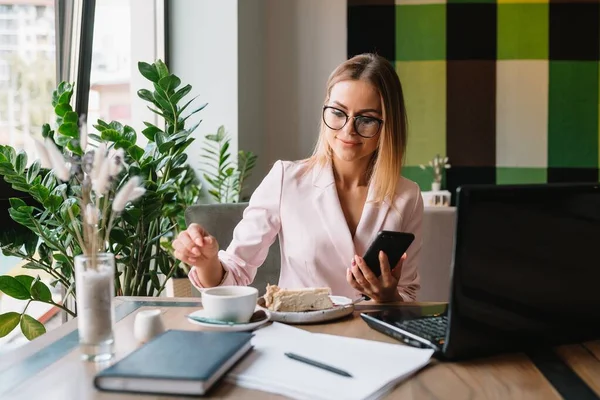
362;231;415;277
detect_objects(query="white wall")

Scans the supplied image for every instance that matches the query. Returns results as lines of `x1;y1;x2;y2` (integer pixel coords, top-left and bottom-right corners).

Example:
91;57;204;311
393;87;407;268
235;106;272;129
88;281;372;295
265;0;347;167
237;0;266;193
169;0;239;175
169;0;347;191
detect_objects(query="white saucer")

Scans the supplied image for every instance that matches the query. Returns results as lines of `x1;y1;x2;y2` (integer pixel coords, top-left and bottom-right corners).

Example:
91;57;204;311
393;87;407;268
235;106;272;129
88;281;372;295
257;295;354;324
186;309;270;332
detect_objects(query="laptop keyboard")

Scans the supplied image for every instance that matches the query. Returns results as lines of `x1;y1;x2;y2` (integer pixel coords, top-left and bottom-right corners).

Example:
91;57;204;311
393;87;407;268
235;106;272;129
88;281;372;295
394;315;448;343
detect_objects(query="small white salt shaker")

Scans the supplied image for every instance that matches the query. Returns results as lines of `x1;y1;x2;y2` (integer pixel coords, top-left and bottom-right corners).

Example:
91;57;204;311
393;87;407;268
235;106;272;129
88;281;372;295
133;309;165;344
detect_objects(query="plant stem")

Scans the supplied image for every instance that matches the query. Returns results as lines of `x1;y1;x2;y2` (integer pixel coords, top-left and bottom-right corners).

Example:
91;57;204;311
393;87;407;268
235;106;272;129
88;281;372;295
156;256;180;296
50;300;76;317
30;217;74;270
61;193;86;252
22;299;32;315
100;192;110;251
22;256;70;289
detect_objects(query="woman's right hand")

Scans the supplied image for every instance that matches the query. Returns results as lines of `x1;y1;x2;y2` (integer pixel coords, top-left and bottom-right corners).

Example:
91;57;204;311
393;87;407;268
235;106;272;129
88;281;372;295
173;223;223;287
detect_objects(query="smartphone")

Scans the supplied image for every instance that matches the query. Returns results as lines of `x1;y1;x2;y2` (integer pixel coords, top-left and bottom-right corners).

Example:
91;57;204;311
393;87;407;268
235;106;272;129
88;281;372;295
362;231;415;277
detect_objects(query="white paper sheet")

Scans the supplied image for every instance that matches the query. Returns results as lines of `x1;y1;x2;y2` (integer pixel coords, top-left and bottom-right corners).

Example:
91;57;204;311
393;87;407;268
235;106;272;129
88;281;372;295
226;322;434;400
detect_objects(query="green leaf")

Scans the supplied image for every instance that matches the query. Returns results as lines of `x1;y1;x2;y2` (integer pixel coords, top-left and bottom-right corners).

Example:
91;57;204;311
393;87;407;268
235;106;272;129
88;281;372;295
152;90;172;113
138;61;160;83
155;60;169;79
181;103;208;124
171;84;192;105
178;95;200;115
54;103;71;117
14;275;34;291
0;162;14;175
158;142;174;153
95;119;111;130
41;123;52;138
123;208;142;226
155;132;167;148
9;198;27;209
159;75;181;93
88;133;102;142
43;195;63;213
29;184;50;203
142;124;162;141
24;233;38;257
216;125;226;140
26;160;41;184
171;153;188;168
63;111;78;124
150;270;161;291
53;253;70;265
4;174;27;186
127;145;144;162
0;276;31;300
20;314;46;340
170;130;190;142
101;129;121;142
55;133;71;147
38;243;51;264
137;89;155;103
173;138;194;156
15;152;27;175
109;227;129;245
109;121;124;133
58;122;79;138
0;312;21;338
31;280;52;302
123;125;137;143
66;139;83;156
8;207;36;229
57;88;73;105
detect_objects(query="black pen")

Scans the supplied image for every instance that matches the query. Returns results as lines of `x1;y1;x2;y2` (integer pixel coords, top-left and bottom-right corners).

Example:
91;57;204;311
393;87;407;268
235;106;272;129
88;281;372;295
284;352;353;378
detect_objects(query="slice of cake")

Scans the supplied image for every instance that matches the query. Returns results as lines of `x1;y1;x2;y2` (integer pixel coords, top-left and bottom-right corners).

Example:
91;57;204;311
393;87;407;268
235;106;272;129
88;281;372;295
263;284;334;312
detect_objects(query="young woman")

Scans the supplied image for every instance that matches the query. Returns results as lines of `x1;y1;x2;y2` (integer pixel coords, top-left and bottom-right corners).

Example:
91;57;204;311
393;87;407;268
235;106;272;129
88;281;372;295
173;53;423;303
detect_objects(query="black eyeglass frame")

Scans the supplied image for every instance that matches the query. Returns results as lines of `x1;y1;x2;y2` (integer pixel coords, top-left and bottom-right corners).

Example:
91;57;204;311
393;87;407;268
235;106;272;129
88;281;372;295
322;105;384;138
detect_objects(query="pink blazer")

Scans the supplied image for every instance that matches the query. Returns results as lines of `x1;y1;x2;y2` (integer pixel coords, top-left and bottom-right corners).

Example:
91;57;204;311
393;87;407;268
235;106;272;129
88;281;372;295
194;160;423;301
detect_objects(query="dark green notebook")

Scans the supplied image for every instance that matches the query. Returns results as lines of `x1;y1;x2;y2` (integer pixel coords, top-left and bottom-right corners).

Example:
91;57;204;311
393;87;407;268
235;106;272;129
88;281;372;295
94;329;253;396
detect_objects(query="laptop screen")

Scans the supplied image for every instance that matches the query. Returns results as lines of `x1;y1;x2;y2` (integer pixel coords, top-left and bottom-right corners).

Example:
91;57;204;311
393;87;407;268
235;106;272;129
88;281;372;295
447;183;600;357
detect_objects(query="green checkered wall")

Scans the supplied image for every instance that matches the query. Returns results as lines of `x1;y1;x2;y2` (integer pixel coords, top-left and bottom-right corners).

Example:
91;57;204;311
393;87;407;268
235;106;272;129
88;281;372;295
348;0;600;196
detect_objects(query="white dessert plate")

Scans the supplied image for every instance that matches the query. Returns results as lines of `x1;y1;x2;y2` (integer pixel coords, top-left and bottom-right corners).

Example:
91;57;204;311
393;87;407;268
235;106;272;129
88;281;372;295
186;309;270;332
257;295;354;324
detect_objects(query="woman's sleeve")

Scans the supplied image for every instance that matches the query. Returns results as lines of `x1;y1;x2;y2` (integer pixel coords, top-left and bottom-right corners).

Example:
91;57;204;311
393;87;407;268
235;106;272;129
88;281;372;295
396;188;424;301
193;160;284;288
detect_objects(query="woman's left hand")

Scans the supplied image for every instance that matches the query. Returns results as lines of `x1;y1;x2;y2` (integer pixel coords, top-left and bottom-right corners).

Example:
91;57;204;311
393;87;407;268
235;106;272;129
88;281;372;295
346;251;405;302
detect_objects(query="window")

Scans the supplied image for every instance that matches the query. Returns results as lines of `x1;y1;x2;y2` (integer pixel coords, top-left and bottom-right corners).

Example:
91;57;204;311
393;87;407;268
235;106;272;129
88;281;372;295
88;0;165;134
0;0;56;348
0;1;55;155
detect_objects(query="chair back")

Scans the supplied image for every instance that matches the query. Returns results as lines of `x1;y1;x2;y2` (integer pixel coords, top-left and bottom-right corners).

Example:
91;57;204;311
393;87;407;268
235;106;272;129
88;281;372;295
184;203;280;295
417;207;456;302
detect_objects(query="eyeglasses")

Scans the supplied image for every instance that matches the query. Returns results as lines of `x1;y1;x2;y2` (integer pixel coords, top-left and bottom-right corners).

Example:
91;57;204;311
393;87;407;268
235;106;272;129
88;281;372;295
322;106;383;138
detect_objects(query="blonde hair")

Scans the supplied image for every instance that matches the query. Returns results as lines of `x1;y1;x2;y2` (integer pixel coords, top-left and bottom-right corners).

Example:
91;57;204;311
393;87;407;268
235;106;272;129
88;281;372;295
308;53;408;204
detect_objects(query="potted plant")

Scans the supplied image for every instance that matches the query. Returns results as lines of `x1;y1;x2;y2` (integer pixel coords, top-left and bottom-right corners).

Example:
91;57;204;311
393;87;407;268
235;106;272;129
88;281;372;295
0;60;202;341
202;125;257;203
419;154;451;192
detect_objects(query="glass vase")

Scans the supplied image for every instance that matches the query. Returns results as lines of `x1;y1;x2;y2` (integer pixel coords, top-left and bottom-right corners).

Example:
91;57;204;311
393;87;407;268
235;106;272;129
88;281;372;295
75;252;115;362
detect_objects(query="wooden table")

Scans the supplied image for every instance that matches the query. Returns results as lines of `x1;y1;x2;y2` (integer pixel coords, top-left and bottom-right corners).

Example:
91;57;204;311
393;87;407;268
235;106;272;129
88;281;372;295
1;297;599;400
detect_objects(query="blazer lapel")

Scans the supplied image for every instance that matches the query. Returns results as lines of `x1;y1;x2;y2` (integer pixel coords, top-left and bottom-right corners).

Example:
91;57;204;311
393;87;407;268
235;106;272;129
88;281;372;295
353;182;391;256
312;163;356;265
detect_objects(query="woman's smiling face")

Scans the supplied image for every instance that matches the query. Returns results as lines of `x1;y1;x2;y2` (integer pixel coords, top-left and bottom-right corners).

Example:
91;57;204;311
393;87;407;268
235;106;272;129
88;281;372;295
324;79;383;164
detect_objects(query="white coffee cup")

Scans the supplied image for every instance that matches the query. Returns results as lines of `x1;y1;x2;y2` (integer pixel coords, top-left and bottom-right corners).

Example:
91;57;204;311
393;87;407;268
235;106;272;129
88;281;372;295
201;286;258;323
133;309;165;343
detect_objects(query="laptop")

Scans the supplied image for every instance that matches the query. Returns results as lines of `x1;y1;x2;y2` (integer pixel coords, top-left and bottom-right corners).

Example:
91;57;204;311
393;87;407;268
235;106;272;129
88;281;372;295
361;182;600;360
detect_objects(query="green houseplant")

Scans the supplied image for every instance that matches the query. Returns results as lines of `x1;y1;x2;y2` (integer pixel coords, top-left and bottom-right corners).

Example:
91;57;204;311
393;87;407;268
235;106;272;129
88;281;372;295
0;60;202;340
202;126;257;203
